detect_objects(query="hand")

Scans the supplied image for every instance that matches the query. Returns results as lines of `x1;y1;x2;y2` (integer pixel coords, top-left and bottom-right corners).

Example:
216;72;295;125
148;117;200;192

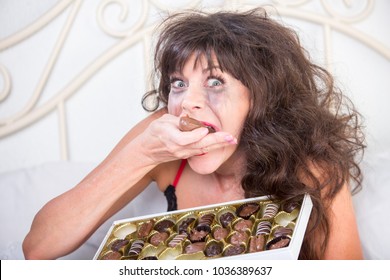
137;114;237;164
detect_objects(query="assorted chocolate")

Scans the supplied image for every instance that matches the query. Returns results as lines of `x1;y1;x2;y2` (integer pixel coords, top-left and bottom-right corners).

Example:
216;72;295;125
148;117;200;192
97;198;302;260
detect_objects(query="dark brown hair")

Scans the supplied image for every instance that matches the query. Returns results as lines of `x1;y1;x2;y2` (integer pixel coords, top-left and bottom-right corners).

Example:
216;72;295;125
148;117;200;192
142;8;365;259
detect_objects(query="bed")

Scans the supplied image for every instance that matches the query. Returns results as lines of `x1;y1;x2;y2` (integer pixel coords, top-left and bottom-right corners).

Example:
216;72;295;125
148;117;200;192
1;0;389;259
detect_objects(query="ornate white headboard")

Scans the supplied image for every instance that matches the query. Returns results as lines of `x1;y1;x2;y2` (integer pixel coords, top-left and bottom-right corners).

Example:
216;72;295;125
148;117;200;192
1;0;389;173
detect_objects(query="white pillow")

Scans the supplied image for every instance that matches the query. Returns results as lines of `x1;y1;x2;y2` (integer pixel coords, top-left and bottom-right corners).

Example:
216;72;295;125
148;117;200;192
0;161;166;260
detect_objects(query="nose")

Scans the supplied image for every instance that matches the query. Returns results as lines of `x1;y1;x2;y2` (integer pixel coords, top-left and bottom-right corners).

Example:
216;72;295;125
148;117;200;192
181;87;205;113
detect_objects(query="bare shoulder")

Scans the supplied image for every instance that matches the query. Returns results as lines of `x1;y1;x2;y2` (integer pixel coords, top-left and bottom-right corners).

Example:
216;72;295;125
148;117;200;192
324;183;363;259
149;160;182;192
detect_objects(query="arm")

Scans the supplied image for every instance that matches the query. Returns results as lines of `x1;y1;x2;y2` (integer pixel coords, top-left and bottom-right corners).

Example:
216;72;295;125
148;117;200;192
323;183;363;259
301;163;363;259
22;110;165;259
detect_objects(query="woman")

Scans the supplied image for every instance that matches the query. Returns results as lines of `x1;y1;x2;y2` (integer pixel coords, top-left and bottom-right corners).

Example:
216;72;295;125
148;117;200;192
23;8;365;259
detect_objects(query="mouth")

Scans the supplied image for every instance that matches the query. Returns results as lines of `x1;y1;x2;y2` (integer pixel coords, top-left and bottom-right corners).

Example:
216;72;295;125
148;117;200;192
179;114;218;133
200;121;217;133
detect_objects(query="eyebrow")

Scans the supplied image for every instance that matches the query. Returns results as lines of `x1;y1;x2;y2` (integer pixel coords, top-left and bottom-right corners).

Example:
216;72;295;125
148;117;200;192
202;66;222;74
169;65;223;76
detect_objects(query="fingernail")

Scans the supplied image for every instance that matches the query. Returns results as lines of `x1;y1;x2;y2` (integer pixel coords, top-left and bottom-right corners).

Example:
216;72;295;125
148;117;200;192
225;135;237;144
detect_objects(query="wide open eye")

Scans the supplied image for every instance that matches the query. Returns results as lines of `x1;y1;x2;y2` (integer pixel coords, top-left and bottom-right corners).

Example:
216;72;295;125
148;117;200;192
206;77;224;87
171;79;187;89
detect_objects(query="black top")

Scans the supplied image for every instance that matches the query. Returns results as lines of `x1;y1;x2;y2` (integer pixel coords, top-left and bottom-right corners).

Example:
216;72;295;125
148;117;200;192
164;185;177;212
163;159;187;212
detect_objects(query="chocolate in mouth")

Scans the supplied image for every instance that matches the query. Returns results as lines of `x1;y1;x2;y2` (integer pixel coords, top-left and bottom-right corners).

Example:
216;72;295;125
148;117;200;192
179;116;216;133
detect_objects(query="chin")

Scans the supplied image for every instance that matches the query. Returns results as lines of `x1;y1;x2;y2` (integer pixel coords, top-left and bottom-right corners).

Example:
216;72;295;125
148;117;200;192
187;153;223;174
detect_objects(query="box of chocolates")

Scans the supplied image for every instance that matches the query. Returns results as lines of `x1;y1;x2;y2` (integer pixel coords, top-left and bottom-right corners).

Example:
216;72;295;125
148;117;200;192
94;194;312;260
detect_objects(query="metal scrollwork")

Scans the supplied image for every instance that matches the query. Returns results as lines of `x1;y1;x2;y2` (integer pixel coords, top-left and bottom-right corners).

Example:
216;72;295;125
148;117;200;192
272;0;311;6
321;0;374;22
0;64;11;103
97;0;149;38
149;0;203;11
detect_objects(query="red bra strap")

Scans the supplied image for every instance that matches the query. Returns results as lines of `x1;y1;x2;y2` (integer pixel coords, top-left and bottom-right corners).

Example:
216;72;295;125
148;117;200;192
172;159;187;188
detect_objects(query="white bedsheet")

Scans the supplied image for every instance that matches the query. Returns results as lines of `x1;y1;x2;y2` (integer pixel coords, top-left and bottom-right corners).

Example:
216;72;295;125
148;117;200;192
0;157;389;260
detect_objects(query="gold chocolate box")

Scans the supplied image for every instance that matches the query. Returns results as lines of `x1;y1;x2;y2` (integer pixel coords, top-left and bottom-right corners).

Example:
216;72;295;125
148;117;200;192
94;194;312;260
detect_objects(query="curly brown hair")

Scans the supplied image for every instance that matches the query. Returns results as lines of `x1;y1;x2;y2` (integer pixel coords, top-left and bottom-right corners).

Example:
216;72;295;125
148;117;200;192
142;8;365;259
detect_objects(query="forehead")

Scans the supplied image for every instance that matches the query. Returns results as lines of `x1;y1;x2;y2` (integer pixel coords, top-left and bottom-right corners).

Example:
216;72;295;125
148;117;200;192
171;52;221;74
175;54;221;73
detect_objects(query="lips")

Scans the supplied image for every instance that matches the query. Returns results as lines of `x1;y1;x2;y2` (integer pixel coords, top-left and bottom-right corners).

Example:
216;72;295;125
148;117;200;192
200;121;218;133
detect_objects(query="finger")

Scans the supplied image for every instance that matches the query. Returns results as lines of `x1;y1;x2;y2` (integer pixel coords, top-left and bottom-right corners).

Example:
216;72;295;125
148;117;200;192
198;140;236;154
190;132;238;149
182;133;238;157
171;127;210;146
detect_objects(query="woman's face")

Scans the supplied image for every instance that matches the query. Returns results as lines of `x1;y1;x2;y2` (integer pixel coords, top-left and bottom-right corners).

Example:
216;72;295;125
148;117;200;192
167;54;251;174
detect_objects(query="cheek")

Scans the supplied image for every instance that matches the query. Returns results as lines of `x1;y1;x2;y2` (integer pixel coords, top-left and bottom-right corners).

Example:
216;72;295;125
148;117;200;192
167;95;182;116
228;103;250;137
207;91;223;108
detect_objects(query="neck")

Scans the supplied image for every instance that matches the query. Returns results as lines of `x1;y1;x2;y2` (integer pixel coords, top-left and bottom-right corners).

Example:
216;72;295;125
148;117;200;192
213;149;246;193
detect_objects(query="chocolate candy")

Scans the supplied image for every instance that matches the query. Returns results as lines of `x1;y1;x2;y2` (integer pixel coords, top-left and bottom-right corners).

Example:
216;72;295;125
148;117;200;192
196;213;215;232
142;256;158;260
223;245;245;256
154;219;175;232
127;240;144;256
236;203;260;219
263;203;279;219
282;201;300;213
233;219;253;232
249;235;265;253
168;233;187;247
138;220;155;238
102;251;122;260
110;239;129;252
179;116;216;133
150;232;169;246
184;242;206;254
189;228;209;242
266;236;291;250
274;226;293;238
178;217;195;234
229;231;249;245
213;227;228;240
256;220;272;235
219;212;235;228
205;243;223;257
